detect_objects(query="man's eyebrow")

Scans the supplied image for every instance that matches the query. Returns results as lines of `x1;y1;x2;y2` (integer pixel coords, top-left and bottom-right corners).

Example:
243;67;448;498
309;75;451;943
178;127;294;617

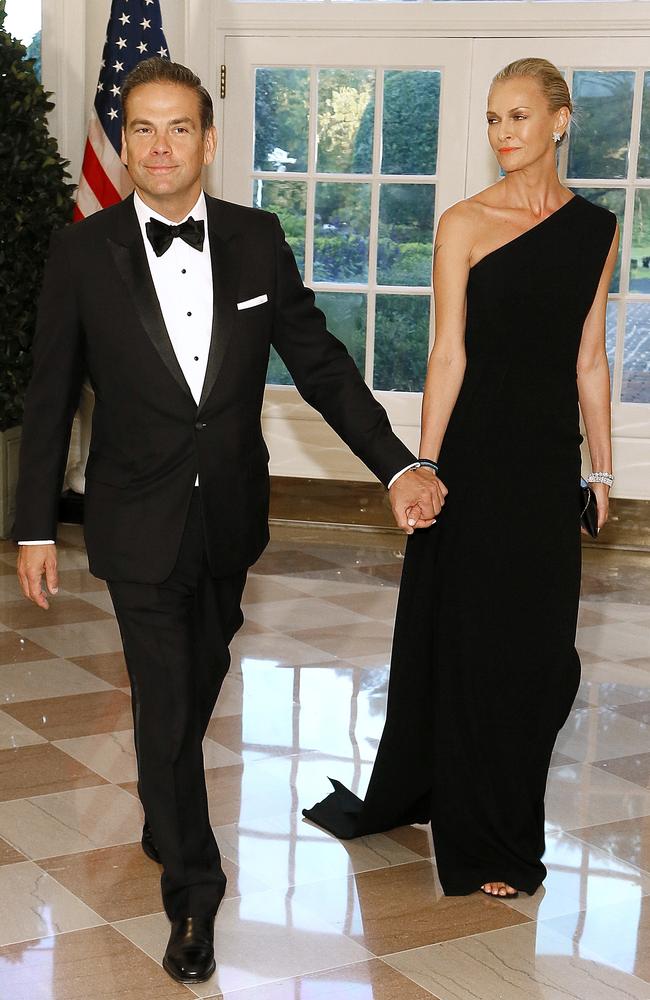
128;116;195;127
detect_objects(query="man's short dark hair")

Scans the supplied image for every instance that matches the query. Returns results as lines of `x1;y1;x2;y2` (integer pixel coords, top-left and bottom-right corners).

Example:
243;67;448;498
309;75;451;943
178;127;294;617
121;58;214;133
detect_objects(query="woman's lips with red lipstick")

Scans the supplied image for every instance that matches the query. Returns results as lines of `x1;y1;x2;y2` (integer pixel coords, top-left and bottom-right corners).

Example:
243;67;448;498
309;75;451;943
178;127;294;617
499;147;520;153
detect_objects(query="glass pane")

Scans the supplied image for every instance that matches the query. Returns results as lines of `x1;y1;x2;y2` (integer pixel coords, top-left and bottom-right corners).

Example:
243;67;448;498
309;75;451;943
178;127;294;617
382;70;440;175
572;188;625;293
266;347;293;387
621;301;650;404
254;68;309;173
314;182;371;282
317;69;375;174
378;184;435;286
315;292;366;374
568;71;634;180
254;179;307;276
639;73;650;179
606;301;618;393
631;190;650;294
374;294;430;392
4;0;41;79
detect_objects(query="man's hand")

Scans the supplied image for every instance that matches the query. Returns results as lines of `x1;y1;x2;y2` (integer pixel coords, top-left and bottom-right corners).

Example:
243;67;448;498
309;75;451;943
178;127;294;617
17;544;58;610
389;468;448;535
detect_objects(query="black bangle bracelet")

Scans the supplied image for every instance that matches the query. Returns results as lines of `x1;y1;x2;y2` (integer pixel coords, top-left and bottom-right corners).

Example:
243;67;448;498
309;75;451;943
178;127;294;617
418;458;439;473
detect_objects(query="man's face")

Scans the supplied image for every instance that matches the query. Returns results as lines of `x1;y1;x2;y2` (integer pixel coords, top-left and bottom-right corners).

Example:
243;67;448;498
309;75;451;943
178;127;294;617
121;81;216;212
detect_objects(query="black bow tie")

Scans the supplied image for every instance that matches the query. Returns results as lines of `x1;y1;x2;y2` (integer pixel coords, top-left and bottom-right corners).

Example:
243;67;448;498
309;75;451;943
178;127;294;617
145;216;205;257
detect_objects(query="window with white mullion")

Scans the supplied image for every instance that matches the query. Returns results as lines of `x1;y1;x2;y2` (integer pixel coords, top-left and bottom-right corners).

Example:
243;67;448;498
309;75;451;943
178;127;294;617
253;172;309;181
311;282;368;291
560;66;650;406
621;187;637;293
374;285;432;294
371;67;440;392
611;296;627;407
627;68;646;182
304;65;319;289
364;178;381;388
618;70;648;404
619;68;645;300
312;284;431;296
556;69;570;179
254;173;440;184
253;60;443;391
569;180;634;189
363;68;385;387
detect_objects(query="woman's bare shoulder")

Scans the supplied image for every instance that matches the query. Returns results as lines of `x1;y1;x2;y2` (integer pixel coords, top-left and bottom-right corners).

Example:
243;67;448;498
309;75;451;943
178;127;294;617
436;186;506;259
438;187;503;232
436;198;490;261
436;202;474;245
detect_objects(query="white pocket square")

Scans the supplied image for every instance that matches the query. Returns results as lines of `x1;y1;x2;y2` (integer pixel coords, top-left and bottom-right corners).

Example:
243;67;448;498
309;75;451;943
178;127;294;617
237;294;268;311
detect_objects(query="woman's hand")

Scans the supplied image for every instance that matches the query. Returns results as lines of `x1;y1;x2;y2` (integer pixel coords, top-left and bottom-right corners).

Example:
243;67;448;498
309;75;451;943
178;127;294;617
581;482;610;536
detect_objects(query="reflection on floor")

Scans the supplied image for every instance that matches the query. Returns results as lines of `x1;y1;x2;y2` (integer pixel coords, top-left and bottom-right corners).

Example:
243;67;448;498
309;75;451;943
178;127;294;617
0;523;649;999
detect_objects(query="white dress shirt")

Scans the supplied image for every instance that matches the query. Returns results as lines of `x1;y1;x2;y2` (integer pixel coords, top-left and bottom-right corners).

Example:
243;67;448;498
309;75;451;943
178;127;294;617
134;190;213;407
21;190;213;544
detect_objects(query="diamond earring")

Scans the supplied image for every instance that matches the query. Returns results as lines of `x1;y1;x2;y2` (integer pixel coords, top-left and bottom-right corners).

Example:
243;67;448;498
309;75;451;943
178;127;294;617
552;131;562;143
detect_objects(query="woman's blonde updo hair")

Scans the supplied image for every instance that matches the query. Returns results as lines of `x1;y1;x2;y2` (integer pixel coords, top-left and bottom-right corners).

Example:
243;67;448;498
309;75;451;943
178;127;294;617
491;58;573;146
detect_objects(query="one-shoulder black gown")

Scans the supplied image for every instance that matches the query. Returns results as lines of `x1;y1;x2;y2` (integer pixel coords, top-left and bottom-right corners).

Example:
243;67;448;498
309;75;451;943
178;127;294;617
304;194;617;895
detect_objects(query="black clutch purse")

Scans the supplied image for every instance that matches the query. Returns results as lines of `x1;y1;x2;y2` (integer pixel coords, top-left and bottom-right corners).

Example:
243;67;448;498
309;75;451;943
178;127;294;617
580;478;598;538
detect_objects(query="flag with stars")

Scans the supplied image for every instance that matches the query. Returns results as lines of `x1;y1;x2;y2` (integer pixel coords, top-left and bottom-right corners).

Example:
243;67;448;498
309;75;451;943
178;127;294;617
73;0;169;221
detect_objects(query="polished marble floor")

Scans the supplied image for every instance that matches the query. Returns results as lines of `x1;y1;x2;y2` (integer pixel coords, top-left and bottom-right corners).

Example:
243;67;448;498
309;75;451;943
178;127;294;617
0;523;649;999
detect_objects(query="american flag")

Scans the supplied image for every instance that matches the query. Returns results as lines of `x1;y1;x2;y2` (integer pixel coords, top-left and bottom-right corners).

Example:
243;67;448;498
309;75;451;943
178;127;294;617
73;0;169;221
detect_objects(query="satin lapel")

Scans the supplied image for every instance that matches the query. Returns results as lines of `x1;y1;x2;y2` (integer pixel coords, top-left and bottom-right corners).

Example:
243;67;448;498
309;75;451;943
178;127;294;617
197;200;240;414
107;199;193;400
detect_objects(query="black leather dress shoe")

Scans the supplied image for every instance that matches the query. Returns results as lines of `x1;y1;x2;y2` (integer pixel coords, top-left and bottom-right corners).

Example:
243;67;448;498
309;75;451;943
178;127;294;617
163;916;216;983
141;822;161;864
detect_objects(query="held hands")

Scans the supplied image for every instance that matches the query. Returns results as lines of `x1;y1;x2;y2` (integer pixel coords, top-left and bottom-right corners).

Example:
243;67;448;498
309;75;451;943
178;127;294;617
17;544;58;610
389;467;448;535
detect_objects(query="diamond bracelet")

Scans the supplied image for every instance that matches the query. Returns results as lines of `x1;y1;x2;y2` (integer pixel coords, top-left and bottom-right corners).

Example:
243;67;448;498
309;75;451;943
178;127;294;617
587;472;614;488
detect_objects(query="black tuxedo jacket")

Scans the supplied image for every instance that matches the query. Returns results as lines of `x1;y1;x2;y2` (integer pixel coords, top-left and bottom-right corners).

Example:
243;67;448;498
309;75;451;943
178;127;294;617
14;194;416;582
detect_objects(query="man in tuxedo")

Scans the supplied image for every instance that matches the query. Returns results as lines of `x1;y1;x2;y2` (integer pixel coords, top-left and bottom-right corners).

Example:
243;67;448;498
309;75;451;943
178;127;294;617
15;59;445;984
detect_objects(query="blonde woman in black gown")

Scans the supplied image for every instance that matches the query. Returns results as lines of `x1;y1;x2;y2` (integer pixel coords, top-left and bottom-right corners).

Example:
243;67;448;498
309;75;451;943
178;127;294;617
305;58;619;898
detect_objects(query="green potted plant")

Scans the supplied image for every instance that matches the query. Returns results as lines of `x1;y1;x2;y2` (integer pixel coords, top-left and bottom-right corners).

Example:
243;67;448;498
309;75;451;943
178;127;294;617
0;0;74;536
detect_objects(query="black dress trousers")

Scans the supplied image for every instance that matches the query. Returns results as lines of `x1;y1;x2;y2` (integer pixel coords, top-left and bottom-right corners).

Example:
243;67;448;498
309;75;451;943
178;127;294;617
107;490;247;920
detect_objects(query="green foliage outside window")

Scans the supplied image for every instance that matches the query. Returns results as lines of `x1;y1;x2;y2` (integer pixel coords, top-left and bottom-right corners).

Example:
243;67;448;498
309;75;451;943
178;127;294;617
0;1;74;429
639;74;650;179
353;71;440;175
568;72;635;180
254;68;309;172
374;296;430;393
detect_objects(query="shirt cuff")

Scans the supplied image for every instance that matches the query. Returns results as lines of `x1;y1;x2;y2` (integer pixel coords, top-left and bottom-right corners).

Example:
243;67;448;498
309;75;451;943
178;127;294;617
387;462;421;490
18;540;55;545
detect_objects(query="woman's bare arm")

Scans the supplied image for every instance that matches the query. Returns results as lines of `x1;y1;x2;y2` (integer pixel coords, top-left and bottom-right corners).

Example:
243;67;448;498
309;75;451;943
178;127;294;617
576;224;620;529
419;205;474;461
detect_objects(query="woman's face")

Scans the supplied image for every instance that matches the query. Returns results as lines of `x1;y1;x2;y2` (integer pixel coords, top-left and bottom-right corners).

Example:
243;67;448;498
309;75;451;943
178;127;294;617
486;77;568;173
